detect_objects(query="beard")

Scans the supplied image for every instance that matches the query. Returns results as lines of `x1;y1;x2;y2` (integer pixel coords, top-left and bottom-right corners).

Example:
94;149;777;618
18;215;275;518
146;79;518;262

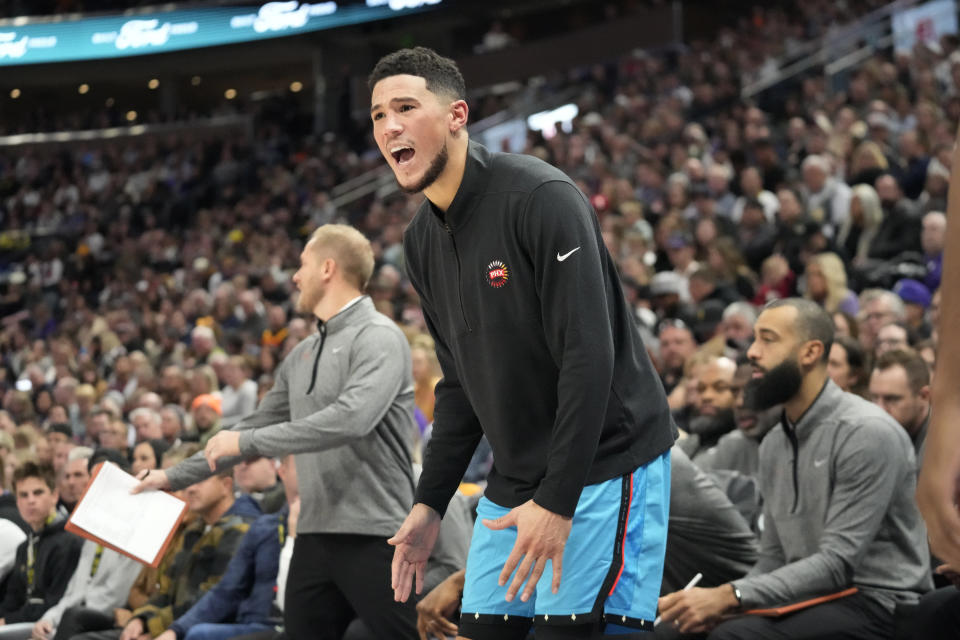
295;282;325;314
399;141;448;194
688;407;736;437
744;357;804;411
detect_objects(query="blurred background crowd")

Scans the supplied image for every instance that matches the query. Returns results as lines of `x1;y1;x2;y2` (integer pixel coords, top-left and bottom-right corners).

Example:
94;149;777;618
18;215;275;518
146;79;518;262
0;0;954;638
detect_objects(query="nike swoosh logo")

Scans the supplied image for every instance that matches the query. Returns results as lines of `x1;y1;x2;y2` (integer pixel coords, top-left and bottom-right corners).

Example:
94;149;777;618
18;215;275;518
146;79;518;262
332;347;342;354
813;458;828;467
557;247;581;262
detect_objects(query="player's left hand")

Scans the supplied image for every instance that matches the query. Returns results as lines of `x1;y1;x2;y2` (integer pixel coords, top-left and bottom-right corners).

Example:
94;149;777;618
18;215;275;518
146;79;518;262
483;499;572;603
657;585;738;634
204;431;241;470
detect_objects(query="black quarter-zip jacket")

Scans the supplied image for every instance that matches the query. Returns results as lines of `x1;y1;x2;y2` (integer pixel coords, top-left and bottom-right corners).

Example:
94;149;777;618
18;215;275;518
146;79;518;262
404;141;676;518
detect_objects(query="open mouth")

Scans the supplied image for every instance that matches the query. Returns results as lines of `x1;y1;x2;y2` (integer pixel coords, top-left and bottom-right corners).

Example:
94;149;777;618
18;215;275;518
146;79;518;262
737;415;757;430
390;145;415;165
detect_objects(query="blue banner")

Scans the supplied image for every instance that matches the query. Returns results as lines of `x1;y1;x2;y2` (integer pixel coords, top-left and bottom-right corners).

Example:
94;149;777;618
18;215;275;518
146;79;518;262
0;0;442;66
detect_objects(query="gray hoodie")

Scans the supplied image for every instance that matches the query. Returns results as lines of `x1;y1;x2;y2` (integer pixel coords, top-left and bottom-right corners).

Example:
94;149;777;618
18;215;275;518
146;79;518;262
166;297;417;537
733;379;931;612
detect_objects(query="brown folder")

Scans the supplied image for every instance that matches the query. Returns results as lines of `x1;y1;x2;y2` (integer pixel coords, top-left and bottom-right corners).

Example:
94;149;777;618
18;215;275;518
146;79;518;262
65;462;188;568
744;587;859;617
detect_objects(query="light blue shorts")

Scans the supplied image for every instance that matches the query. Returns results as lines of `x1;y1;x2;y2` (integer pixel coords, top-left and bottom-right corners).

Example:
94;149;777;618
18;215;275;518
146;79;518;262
459;451;670;633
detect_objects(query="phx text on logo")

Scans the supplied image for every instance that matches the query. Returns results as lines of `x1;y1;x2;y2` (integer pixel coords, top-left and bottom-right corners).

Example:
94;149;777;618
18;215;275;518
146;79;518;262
486;260;509;288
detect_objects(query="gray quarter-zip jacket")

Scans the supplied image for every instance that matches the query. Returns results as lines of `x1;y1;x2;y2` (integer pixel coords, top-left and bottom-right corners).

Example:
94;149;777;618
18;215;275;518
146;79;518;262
733;379;931;612
166;296;417;538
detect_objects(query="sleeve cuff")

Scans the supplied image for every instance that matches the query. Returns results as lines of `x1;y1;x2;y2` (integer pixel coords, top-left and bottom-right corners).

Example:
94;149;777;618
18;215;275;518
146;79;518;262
239;430;258;456
414;490;452;519
532;488;578;519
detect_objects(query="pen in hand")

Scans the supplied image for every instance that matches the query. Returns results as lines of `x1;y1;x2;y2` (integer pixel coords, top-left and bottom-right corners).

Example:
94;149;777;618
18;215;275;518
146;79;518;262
654;572;703;626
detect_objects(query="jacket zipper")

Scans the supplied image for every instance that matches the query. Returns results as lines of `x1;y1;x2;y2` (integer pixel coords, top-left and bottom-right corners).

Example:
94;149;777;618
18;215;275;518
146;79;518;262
306;323;327;395
785;425;800;513
444;223;472;332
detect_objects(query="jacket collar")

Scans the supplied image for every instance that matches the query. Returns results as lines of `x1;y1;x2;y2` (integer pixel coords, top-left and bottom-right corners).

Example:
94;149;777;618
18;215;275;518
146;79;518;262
318;295;375;336
429;139;492;232
782;377;839;441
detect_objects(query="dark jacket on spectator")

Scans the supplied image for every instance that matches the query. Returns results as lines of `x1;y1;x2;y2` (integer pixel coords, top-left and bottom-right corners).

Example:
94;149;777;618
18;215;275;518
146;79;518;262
167;506;284;639
134;495;260;636
868;199;922;260
0;513;82;623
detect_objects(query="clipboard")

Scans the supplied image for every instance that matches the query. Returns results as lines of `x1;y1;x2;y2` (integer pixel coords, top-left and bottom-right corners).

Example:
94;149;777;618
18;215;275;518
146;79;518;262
65;462;188;568
744;587;859;617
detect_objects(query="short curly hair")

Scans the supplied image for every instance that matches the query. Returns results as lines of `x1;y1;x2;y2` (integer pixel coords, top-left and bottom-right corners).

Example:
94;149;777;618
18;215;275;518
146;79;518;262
368;46;465;100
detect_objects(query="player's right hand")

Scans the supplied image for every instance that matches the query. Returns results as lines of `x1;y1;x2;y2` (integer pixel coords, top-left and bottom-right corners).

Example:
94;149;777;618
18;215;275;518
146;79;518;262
389;503;442;603
131;469;170;494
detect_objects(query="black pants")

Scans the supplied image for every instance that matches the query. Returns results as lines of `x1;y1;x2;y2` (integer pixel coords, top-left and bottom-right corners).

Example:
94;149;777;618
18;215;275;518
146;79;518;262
55;607;116;640
912;586;960;639
284;533;417;640
707;593;893;640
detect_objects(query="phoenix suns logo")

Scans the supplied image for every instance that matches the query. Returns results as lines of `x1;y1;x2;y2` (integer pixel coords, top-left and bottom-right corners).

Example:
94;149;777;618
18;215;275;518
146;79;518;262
486;260;509;288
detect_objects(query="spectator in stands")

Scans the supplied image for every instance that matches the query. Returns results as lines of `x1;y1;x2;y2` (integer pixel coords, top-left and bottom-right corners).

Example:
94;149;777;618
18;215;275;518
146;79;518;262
130;408;163;443
0;463;82;632
410;335;441;425
893;278;933;340
67;471;259;640
870;173;922;260
153;455;300;640
827;335;869;398
159;406;185;447
0;457;26;586
220;357;257;428
82;411;110;450
720;302;757;355
189;327;222;368
804;252;858;316
836;183;883;266
96;420;128;459
233;457;285;515
731;167;778;224
736;199;778;274
869;348;931;464
131;440;169;477
859;289;907;352
801;155;851;239
679;356;738;464
658;320;698;396
657;299;931;638
189;395;222;447
875;322;910;357
44;425;71;451
650;272;695;324
697;359;778;483
921;211;946;292
58;447;92;514
28;458;140;640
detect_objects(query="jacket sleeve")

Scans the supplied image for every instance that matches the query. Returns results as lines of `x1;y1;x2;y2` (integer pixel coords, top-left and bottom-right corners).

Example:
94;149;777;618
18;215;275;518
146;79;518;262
734;418;909;608
5;535;81;624
0;540;27;617
167;358;292;490
518;180;615;517
79;552;142;619
404;237;484;518
168;518;276;639
237;325;409;457
136;522;250;636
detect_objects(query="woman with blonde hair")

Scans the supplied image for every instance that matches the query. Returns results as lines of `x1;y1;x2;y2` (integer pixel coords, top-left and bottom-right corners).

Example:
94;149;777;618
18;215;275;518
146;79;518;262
848;140;889;187
837;183;884;265
804;252;859;316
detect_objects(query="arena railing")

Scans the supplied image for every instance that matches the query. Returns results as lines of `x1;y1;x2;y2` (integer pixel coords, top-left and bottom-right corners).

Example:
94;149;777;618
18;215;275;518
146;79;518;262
0;113;252;148
741;0;923;98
